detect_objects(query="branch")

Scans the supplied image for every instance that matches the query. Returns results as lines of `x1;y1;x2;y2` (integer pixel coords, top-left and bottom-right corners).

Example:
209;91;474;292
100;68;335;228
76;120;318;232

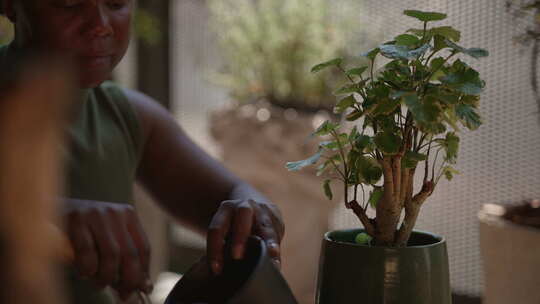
347;200;376;236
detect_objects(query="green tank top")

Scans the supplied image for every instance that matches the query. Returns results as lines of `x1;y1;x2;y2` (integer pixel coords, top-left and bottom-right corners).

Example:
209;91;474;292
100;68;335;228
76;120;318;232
0;44;143;304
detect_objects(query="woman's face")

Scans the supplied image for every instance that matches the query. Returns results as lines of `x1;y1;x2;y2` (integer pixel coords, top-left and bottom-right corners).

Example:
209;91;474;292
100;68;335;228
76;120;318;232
15;0;133;88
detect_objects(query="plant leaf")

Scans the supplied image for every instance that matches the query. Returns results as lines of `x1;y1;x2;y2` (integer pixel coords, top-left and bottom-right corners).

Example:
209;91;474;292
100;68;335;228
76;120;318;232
445;39;489;58
286;149;323;171
442;166;460;181
395;34;420;46
403;10;447;22
431;26;461;42
380;43;431;60
455;104;482;130
313;120;338;136
368;186;384;208
334;95;357;114
361;47;380;61
443;132;460;163
311;58;343;73
346;109;363;121
346;66;369;77
357;156;383;184
334;83;365;95
323;179;333;200
403;151;427;168
374;131;401;155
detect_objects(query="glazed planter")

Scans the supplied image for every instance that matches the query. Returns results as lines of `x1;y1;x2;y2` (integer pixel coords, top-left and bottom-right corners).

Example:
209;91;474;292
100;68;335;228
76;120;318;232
479;203;540;304
316;229;451;304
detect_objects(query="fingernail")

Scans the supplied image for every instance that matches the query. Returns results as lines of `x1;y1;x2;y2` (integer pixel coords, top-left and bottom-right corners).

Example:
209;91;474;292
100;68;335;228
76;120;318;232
211;260;222;275
232;244;244;260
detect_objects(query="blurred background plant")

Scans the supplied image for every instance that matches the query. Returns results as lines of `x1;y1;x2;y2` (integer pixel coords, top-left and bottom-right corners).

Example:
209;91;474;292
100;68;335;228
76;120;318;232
506;0;540;115
207;0;375;113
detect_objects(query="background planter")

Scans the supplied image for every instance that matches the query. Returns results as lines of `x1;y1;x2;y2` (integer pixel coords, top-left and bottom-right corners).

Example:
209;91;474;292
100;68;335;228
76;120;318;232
479;203;540;304
210;104;339;303
317;229;451;304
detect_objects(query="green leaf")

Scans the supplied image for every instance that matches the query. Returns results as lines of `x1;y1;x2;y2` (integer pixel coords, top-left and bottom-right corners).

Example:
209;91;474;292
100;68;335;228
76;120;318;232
442;166;460;181
368;186;384;208
357;156;383;184
430;26;461;42
404;10;447;22
346;110;363;121
334;83;365;95
311;58;343;73
374;132;401;155
323;179;333;200
355;232;373;245
403;94;441;124
334;95;357;114
443;132;460;163
355;135;374;152
455;104;482;130
346;66;368;77
379;43;431;60
433;34;448;52
403;151;428;168
286;149;323;171
395;34;420;46
372;98;400;116
445;39;489;58
313;120;338;136
361;47;380;61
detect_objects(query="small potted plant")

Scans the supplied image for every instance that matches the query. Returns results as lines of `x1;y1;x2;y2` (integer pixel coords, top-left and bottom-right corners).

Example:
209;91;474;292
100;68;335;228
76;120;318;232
287;10;488;303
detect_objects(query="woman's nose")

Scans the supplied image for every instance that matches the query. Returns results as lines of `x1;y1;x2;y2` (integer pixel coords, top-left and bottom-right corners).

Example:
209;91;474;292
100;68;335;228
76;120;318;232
85;6;114;38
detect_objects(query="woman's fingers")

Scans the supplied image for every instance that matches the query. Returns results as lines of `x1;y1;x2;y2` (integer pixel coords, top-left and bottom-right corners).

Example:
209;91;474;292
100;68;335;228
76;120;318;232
207;201;234;275
206;199;284;274
230;200;254;260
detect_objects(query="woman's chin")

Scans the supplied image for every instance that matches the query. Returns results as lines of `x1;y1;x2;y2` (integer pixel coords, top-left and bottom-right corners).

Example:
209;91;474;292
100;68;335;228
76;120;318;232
79;74;110;88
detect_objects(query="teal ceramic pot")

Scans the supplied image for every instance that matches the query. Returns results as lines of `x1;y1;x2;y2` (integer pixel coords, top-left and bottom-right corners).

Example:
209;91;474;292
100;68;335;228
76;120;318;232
316;229;451;304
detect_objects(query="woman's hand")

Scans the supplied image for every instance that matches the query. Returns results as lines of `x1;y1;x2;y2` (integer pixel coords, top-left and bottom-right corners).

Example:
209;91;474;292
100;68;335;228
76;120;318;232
206;199;285;275
63;199;152;300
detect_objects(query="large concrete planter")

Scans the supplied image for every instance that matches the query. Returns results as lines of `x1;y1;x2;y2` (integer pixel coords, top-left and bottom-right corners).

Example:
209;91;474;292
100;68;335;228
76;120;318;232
210;104;337;303
316;229;452;304
479;203;540;304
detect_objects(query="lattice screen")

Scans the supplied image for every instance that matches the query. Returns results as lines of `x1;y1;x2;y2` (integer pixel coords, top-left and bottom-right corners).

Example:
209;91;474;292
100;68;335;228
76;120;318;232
171;0;540;297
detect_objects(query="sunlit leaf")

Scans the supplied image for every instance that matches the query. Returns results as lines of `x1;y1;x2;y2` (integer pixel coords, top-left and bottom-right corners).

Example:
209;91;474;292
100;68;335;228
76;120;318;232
286;149;323;171
334;95;357;114
403;10;447;22
311;58;343;73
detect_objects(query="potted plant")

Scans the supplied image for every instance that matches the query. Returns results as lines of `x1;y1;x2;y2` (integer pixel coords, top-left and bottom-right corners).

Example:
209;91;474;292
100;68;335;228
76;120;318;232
287;9;488;304
477;3;540;304
206;0;371;302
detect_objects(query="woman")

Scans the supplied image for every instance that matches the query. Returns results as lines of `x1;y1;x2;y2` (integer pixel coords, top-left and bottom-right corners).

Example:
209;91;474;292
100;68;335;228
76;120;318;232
0;0;285;303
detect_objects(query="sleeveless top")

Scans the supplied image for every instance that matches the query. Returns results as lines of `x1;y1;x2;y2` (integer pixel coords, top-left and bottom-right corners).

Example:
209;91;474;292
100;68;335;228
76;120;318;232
0;44;144;304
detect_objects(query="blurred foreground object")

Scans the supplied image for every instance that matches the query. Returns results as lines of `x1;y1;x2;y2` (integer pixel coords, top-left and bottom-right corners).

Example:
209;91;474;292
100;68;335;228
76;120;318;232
0;61;74;303
479;201;540;304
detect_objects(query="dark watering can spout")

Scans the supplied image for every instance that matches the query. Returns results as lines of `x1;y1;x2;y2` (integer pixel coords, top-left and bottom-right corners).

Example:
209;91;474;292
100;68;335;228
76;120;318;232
164;236;298;304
